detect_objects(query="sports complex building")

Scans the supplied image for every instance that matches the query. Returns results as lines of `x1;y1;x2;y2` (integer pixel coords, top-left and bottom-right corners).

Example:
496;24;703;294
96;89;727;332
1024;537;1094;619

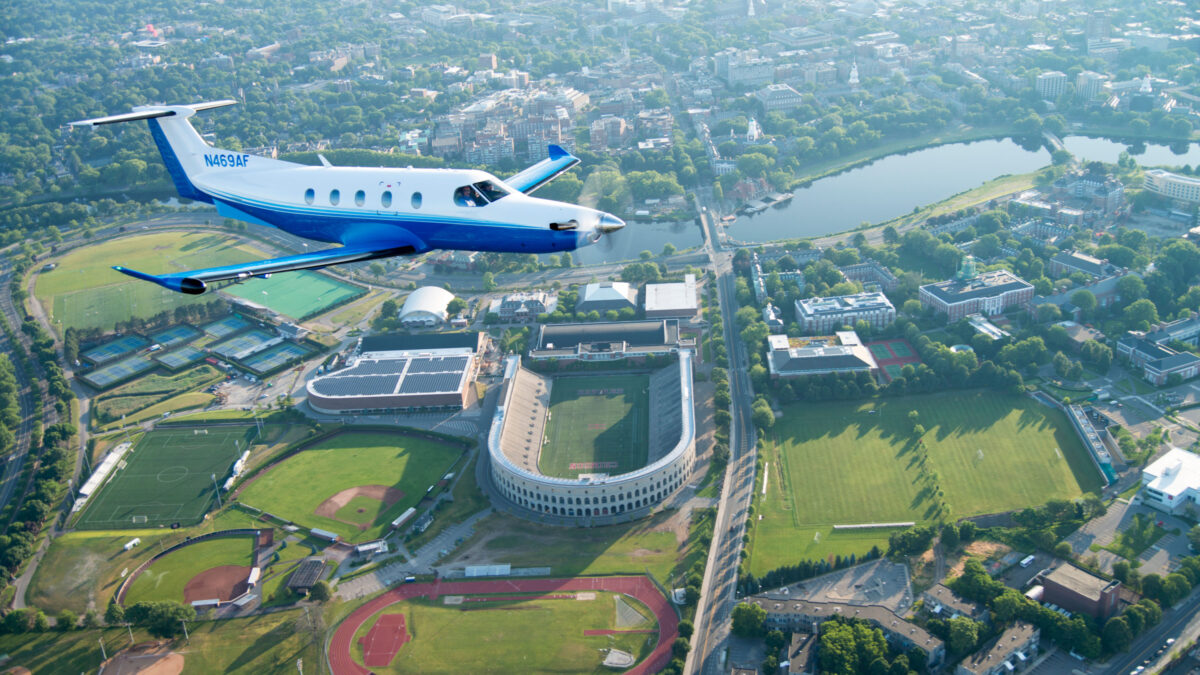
305;332;484;414
486;350;696;526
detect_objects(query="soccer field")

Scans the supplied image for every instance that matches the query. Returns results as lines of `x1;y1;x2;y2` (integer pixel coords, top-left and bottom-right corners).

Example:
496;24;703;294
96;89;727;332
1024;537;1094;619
748;391;1104;574
34;232;265;332
76;426;254;530
539;374;650;479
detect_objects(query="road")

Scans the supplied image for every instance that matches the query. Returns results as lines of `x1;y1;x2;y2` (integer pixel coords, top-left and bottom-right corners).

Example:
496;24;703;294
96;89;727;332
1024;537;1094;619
687;206;759;675
1101;587;1200;675
0;265;38;520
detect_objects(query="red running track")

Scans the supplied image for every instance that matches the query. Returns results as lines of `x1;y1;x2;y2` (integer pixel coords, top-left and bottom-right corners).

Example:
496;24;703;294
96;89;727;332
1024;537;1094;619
329;576;679;675
359;613;410;667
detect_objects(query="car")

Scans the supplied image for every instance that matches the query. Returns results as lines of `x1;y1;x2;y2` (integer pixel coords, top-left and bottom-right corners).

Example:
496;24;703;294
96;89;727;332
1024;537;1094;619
1166;639;1176;645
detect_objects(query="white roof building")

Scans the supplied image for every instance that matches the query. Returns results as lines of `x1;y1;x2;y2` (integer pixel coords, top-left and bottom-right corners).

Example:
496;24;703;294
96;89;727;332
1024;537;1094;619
645;274;699;318
576;281;637;314
399;286;455;326
1141;447;1200;515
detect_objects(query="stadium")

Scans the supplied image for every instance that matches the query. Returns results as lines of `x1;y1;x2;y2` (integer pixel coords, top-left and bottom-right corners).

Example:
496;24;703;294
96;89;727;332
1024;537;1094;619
487;348;695;526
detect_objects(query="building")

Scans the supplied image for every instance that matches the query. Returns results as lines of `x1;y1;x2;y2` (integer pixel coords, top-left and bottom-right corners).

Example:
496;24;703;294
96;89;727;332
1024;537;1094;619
1036;71;1068;99
786;633;817;674
920;257;1034;321
955;623;1040;675
399;286;455;327
1031;274;1129;317
754;83;804;112
645;274;699;319
1048;250;1119;279
747;596;945;668
1146;315;1200;347
530;320;692;362
575;281;638;314
589;116;630;150
923;584;986;621
1076;71;1108;101
488;353;695;526
1144;169;1200;203
1116;332;1200;386
306;332;483;413
1140;447;1200;515
795;292;895;334
713;48;774;87
839;260;899;292
287;558;328;595
766;332;879;379
490;291;558;322
1040;564;1121;619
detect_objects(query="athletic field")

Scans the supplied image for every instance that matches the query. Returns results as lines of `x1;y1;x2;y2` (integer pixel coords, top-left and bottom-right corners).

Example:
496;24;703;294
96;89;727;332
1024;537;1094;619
539;374;650;479
222;271;364;320
34;232;264;332
351;592;656;673
748;391;1104;574
236;431;461;542
123;535;255;606
76;426;255;530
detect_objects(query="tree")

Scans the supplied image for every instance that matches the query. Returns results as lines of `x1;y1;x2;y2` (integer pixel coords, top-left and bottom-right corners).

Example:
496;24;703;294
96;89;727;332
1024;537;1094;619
1123;298;1159;330
663;242;676;257
32;611;49;632
56;609;77;631
672;637;691;658
731;602;766;637
678;619;694;638
369;262;385;278
766;629;787;651
1116;275;1147;306
124;602;196;638
309;580;332;602
941;523;960;551
1102;616;1133;653
1071;290;1098;318
104;602;125;625
482;272;497;291
947;616;980;655
1188;525;1200;552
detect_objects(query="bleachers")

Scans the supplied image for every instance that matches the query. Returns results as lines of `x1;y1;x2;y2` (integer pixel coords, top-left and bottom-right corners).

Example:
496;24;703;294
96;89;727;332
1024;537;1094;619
646;365;683;464
499;368;553;473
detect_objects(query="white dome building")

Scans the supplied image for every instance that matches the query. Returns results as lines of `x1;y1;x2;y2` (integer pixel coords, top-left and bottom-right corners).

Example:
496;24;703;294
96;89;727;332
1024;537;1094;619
399;286;455;327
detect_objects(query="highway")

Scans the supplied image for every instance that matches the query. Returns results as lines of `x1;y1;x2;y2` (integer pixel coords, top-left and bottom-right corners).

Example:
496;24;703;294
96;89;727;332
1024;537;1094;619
688;206;759;675
0;265;38;520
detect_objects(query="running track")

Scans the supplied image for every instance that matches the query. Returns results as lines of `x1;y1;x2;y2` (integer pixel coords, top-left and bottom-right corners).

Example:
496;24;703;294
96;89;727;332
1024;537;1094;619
328;576;679;674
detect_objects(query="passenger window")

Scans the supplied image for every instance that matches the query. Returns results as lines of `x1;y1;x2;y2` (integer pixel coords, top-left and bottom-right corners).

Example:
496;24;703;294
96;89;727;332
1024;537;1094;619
354;190;365;207
411;192;422;209
304;188;315;205
330;189;340;205
381;190;392;208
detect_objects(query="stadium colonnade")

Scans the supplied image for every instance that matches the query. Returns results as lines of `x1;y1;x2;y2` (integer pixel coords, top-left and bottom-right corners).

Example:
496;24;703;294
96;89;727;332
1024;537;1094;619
487;351;695;526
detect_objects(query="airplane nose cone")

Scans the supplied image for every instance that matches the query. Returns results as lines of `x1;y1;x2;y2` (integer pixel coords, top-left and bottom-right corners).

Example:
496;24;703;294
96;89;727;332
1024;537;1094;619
598;213;625;234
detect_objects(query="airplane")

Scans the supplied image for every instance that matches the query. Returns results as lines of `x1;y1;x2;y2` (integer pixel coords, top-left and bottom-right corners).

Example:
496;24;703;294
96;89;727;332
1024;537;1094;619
71;100;624;294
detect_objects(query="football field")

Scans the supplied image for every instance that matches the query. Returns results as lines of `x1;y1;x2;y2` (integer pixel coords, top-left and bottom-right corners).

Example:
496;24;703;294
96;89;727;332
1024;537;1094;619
76;426;254;530
539;374;650;479
748;391;1104;574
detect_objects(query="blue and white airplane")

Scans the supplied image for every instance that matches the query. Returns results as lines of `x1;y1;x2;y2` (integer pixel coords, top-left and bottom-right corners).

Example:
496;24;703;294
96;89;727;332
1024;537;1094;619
72;100;624;294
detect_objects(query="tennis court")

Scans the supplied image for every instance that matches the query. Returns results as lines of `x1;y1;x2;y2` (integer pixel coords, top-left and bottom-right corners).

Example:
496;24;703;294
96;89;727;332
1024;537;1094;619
154;345;206;370
887;340;913;358
82;335;149;365
76;425;254;529
202;315;250;339
150;324;201;348
868;343;893;361
81;355;155;389
222;271;364;320
883;364;904;380
242;342;314;374
211;330;276;360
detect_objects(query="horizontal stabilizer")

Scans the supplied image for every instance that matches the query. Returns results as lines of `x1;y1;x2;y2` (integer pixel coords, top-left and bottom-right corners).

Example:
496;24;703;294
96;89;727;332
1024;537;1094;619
113;243;418;295
505;144;580;194
71;100;237;126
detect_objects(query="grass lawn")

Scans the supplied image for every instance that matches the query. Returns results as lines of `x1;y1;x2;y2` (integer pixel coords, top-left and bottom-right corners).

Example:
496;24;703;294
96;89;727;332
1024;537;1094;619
34;231;265;332
223;270;363;320
98;391;217;431
92;365;221;424
28;531;174;614
540;374;650;478
1102;512;1168;560
123;535;256;605
237;431;462;543
325;289;392;328
462;510;681;582
353;592;656;674
748;391;1104;575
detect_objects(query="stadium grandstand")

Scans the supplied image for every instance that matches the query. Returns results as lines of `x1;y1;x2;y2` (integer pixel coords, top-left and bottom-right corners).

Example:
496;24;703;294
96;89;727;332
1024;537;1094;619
305;332;485;414
486;351;695;526
530;319;694;362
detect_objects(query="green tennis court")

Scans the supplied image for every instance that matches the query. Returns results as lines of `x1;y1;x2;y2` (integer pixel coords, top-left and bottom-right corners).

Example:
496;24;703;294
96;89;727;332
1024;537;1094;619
887;340;913;358
82;335;149;365
202;315;250;338
150;325;201;348
222;271;364;320
868;343;893;360
243;342;314;374
82;355;156;389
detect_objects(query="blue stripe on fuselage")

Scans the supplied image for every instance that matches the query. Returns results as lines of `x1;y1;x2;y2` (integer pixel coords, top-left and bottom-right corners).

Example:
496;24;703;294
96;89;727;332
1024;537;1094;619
147;119;212;203
222;197;583;253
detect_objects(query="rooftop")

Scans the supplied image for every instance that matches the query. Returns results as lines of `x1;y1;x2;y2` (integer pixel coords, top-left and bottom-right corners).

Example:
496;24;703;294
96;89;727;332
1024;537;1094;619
536;320;679;351
797;292;893;316
359;331;483;355
1043;564;1119;602
645;274;698;313
921;269;1032;304
956;622;1039;675
1144;447;1200;500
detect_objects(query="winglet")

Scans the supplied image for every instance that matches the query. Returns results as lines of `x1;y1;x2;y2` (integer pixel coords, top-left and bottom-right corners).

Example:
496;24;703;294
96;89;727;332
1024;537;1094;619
113;266;207;295
548;144;569;161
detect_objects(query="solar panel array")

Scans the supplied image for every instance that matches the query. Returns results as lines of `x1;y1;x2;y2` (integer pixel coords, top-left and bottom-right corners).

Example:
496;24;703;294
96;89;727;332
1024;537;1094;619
398;372;462;394
407;356;469;373
311;374;399;397
337;359;410;377
309;354;471;400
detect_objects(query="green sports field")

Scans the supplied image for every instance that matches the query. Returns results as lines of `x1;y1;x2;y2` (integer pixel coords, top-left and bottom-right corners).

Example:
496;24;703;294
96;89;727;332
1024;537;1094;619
747;391;1104;574
236;431;461;542
76;426;254;530
353;592;656;674
539;374;650;479
123;535;256;606
34;232;264;332
222;270;363;320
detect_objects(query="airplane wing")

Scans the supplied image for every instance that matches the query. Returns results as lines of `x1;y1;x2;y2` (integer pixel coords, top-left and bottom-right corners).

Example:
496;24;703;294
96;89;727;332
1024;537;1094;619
114;243;417;294
504;144;581;194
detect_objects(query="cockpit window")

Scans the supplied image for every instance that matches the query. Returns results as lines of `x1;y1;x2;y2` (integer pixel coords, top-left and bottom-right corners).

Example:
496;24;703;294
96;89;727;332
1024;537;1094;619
453;180;510;207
